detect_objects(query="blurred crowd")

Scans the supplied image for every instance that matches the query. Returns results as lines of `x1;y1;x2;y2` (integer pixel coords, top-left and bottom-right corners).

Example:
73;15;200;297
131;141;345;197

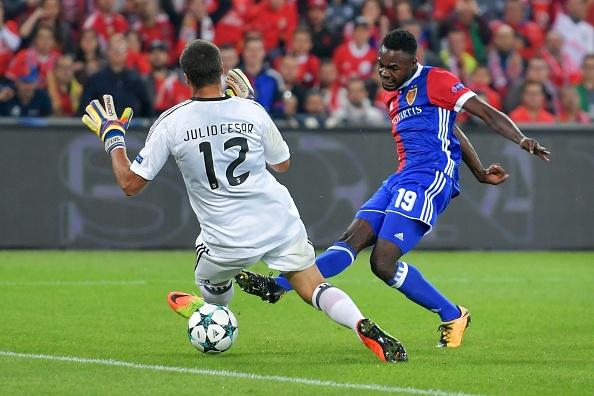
0;0;592;127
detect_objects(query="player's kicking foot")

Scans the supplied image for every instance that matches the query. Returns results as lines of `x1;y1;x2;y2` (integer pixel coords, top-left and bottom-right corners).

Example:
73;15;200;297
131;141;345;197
356;319;408;363
234;270;286;303
167;291;204;318
437;306;471;348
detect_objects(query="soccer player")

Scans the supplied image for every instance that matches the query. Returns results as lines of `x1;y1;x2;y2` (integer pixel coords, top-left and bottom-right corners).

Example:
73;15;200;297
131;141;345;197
235;29;550;348
80;39;407;363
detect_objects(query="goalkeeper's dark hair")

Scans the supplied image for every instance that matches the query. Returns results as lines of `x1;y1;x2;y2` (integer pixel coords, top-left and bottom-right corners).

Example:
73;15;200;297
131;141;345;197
180;39;222;89
381;29;417;58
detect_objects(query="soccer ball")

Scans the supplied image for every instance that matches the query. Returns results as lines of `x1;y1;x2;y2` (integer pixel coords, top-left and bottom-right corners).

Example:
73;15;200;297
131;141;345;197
188;303;238;353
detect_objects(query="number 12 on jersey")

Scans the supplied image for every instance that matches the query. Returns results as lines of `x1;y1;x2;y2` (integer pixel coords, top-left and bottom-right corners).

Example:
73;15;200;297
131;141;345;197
199;137;250;190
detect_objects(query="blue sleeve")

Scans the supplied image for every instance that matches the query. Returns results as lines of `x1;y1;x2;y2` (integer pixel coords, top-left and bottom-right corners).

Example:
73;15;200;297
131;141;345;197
254;75;277;112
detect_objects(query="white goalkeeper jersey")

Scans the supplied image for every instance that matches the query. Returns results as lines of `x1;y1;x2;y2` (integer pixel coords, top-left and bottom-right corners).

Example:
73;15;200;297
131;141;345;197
130;96;305;258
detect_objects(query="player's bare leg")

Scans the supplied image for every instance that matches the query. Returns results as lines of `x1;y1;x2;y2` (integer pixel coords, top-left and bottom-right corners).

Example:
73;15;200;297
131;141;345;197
235;219;377;302
370;238;470;348
283;264;407;363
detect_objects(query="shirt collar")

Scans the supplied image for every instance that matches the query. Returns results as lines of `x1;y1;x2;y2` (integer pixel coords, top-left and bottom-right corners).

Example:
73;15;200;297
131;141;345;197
398;63;424;90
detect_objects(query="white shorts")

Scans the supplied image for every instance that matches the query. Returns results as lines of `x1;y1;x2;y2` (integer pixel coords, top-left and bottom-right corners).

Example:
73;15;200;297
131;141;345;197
194;232;315;285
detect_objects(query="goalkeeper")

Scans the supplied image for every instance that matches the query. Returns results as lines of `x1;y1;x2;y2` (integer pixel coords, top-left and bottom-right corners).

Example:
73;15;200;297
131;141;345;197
81;39;408;364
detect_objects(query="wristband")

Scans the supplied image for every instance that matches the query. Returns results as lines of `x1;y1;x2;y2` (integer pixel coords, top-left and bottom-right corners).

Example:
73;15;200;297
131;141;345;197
104;135;126;154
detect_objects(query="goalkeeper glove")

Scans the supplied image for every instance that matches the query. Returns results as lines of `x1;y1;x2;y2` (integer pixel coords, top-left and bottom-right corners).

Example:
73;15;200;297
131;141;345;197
225;68;255;99
81;94;134;154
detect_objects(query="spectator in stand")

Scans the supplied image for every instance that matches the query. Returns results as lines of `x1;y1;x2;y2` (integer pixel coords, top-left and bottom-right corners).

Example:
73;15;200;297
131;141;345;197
78;33;152;117
6;25;59;89
220;44;239;76
318;58;341;113
145;40;190;114
326;78;386;128
332;16;377;85
487;23;523;97
47;54;82;116
175;0;215;58
504;56;558;115
577;53;594;120
160;0;230;44
241;35;283;113
509;80;556;124
0;68;51;117
552;0;594;66
439;28;477;83
280;90;299;128
493;0;544;60
296;88;328;129
305;0;340;59
82;0;128;50
433;0;456;22
286;26;320;88
342;0;390;48
245;0;298;55
558;85;591;123
18;0;72;53
388;0;415;28
326;0;356;34
439;0;491;64
132;0;175;56
0;1;21;79
365;62;386;110
125;30;151;76
60;0;91;35
206;0;243;48
277;54;307;112
541;30;583;89
468;65;502;110
73;29;103;85
400;19;442;67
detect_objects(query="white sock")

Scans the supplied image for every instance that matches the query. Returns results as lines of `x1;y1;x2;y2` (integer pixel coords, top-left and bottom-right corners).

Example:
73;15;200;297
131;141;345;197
311;283;364;331
198;281;234;306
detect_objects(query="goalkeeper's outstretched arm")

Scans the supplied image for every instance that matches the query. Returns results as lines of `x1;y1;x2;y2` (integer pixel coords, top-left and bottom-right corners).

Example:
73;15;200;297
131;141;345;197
109;149;148;196
81;94;148;196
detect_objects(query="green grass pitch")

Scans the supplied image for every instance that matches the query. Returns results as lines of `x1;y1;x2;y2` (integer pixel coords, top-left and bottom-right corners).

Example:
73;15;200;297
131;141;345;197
1;250;593;395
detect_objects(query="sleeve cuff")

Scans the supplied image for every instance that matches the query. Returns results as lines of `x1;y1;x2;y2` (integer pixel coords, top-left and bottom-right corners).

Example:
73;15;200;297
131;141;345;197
267;150;290;166
130;162;154;181
454;91;476;112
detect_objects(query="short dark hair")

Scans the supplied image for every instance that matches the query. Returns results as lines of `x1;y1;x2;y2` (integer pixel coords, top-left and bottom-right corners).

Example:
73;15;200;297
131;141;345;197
180;39;222;89
381;29;417;57
522;80;544;95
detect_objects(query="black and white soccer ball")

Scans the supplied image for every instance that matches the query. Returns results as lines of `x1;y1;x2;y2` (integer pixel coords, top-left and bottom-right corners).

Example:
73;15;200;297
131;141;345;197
188;303;238;354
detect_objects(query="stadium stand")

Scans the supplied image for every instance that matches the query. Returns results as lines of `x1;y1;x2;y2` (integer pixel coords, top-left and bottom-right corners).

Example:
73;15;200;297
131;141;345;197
0;0;592;125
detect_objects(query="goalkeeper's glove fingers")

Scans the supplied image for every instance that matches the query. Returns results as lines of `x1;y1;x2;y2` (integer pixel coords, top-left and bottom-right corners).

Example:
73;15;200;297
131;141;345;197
81;94;134;154
225;68;255;99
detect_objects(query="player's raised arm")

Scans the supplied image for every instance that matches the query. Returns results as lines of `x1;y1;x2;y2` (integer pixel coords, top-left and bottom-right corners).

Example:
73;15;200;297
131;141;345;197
461;95;551;162
81;94;148;196
454;125;509;185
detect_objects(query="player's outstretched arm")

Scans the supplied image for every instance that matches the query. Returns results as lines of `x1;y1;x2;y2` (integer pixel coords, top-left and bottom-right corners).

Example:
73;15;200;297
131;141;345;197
455;125;509;185
81;94;148;196
462;96;550;162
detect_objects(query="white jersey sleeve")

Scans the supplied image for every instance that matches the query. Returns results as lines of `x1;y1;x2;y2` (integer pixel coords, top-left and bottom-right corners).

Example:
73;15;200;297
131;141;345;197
130;119;171;181
261;112;290;165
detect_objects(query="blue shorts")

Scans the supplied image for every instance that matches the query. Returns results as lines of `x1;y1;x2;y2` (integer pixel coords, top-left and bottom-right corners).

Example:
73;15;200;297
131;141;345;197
356;169;456;253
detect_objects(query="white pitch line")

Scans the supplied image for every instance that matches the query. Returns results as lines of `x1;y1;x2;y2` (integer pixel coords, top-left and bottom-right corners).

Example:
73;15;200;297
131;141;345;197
0;280;146;287
0;351;481;396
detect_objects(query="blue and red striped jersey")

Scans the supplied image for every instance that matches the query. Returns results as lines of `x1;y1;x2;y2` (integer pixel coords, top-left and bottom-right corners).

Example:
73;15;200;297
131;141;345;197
383;65;476;185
